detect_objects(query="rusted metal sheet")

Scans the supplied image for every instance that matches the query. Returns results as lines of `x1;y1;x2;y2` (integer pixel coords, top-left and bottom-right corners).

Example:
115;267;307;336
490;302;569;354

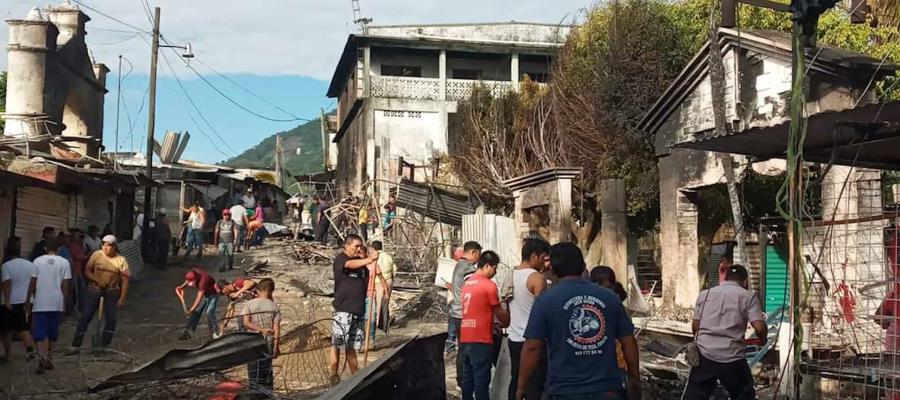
397;180;475;226
16;187;68;255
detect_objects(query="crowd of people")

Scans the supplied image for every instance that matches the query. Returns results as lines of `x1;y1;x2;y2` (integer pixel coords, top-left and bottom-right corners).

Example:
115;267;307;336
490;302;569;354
430;238;767;400
1;229;131;374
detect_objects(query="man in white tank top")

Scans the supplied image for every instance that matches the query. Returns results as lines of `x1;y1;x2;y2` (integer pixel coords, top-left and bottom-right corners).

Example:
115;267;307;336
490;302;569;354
508;238;551;400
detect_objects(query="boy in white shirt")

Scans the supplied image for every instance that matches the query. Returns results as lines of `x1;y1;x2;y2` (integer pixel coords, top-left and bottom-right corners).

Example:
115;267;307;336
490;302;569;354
31;237;71;373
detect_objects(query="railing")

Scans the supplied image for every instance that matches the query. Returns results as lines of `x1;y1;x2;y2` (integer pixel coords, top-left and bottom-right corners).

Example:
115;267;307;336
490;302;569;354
368;76;516;101
447;79;514;101
370;76;441;100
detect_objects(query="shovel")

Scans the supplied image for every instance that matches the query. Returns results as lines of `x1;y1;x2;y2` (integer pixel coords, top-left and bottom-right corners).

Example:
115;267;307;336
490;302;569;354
91;297;104;347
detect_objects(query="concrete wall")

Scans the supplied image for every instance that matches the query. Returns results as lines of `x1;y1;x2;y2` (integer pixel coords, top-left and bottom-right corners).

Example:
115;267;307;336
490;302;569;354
366;23;570;44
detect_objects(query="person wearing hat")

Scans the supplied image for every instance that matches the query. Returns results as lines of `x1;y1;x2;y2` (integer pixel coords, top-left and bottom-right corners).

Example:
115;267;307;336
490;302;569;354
214;209;238;272
242;188;257;210
176;267;219;340
72;235;130;348
684;264;767;400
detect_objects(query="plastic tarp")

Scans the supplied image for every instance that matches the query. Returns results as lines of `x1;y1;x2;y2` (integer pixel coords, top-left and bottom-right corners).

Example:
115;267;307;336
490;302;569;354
90;332;268;393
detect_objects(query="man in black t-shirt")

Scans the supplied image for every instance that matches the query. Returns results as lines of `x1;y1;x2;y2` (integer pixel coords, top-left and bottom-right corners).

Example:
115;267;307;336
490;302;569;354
329;234;378;382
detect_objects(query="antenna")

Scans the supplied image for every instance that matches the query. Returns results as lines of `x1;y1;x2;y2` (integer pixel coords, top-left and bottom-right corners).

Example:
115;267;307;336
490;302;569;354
351;0;372;32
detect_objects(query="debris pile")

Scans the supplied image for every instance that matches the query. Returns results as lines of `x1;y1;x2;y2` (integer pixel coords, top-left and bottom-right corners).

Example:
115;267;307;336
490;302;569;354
287;241;335;264
393;286;449;327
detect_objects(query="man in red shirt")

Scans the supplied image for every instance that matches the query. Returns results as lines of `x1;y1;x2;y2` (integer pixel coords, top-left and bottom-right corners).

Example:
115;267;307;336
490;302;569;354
175;267;220;340
459;251;509;400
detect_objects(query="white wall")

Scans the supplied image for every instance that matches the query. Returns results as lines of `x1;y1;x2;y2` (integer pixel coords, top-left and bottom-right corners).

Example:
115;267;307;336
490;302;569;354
373;109;446;163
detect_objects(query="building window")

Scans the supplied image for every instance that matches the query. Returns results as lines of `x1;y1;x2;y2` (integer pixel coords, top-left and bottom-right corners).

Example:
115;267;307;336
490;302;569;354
382;65;423;77
452;69;483;80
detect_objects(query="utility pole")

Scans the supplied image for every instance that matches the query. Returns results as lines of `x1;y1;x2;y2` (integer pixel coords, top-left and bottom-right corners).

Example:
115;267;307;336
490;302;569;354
142;6;160;248
114;55;122;171
275;135;284;187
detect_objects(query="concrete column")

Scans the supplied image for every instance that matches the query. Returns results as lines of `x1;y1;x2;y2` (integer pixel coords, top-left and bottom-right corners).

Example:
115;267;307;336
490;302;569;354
659;152;701;309
511;53;520;91
4;10;53;138
552;178;573;244
599;179;629;282
363;46;371;97
439;50;447;101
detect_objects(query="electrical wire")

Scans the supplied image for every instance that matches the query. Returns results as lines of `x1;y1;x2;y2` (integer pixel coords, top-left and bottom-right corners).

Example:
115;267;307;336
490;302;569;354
87;33;142;47
181;59;311;123
193;58;312;122
157;46;236;158
70;0;151;34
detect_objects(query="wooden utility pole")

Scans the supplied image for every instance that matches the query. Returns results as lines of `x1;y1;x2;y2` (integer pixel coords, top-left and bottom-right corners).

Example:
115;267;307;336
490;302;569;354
142;7;160;245
275;135;284;187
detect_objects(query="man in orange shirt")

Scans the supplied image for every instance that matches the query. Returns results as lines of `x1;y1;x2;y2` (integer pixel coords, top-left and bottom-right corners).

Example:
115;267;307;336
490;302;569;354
459;251;509;400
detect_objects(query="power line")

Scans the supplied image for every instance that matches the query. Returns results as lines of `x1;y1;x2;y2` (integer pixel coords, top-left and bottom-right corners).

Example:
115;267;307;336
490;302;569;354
88;33;142;46
70;0;151;34
157;46;236;158
181;59;311;123
193;58;312;122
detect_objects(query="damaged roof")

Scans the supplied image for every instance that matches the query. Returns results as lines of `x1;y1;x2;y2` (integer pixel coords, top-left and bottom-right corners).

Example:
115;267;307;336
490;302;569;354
637;27;900;136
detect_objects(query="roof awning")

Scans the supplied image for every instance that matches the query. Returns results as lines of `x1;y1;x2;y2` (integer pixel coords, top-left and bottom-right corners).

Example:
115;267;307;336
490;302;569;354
187;183;229;201
674;102;900;170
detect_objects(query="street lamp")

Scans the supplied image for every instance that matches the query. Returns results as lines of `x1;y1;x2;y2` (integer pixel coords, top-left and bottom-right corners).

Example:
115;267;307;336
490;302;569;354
161;42;194;59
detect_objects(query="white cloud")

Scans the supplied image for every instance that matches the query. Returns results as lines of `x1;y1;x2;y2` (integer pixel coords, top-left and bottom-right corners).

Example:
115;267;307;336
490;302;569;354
1;0;592;80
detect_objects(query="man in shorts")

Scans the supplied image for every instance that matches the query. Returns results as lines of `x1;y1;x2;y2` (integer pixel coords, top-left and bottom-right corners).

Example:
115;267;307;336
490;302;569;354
329;234;378;381
1;236;37;361
31;237;71;373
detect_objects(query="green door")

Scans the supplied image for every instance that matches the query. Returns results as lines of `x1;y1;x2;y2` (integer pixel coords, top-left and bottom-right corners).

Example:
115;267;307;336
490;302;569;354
764;246;789;313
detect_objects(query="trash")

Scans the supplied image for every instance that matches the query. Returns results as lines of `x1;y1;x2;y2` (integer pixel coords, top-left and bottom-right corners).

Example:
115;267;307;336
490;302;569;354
394;286;448;327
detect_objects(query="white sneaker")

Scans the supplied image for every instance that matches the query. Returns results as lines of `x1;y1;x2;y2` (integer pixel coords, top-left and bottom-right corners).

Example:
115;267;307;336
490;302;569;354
212;332;222;339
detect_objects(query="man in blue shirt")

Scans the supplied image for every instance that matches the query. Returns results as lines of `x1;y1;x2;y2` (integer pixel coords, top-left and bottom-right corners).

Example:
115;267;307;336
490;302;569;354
517;242;641;400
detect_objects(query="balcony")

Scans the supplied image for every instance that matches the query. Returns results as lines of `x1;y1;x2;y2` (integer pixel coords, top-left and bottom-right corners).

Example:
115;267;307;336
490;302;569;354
369;75;516;101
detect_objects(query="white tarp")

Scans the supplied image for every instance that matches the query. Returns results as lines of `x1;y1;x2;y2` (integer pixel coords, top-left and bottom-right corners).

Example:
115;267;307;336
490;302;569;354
187;183;229;202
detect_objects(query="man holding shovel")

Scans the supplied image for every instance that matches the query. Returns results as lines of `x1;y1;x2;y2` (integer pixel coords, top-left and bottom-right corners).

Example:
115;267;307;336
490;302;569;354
72;235;130;348
176;267;220;340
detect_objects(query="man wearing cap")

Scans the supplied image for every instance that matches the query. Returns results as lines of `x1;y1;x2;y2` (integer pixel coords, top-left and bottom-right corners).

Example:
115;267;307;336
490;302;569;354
218;278;258;333
176;267;220;340
72;235;130;348
242;188;257;210
214;210;238;272
685;264;767;400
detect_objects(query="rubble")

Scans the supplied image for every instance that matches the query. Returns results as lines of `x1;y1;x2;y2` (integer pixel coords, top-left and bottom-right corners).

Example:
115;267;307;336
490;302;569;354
287;241;335;265
393;286;449;327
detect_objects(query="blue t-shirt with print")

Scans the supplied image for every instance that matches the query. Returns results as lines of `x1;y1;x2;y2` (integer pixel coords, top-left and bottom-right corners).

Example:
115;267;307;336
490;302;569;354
524;278;634;395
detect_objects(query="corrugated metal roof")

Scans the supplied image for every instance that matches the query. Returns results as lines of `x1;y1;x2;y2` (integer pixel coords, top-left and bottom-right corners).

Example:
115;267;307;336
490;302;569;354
397;180;476;226
675;102;900;170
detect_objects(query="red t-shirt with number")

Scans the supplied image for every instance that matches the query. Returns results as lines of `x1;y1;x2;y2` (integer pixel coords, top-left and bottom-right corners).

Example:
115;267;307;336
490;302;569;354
460;274;500;344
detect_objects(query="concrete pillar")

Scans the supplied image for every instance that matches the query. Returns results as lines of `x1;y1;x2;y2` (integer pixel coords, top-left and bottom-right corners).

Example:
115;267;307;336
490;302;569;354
659;152;701;309
552;178;573;244
45;4;87;47
599;179;629;282
511;53;520;90
4;9;54;138
439;50;447;101
363;46;371;97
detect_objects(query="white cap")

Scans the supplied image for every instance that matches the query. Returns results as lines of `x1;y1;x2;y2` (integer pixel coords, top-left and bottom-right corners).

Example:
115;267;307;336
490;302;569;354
102;235;117;244
158;208;167;215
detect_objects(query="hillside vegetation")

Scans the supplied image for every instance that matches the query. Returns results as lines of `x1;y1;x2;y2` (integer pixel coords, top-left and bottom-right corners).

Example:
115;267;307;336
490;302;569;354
222;117;325;176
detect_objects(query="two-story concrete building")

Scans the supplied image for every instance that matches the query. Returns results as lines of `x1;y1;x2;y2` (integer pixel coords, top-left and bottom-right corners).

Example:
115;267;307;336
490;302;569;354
326;22;570;199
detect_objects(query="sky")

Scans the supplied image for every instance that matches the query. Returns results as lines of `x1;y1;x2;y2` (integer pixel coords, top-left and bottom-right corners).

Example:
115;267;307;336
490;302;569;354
1;0;594;163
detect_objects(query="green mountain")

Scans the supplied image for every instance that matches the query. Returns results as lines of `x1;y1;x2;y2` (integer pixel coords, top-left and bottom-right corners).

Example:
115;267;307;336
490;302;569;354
222;117;326;176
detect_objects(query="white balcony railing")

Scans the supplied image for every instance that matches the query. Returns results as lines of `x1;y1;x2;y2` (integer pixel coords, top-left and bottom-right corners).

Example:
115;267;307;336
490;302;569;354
370;76;441;100
447;79;514;101
368;76;516;101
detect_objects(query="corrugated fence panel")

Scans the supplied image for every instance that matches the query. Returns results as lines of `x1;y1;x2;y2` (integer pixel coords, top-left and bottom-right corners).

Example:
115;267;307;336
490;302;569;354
16;187;68;256
462;214;521;299
398;180;474;226
118;240;144;281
